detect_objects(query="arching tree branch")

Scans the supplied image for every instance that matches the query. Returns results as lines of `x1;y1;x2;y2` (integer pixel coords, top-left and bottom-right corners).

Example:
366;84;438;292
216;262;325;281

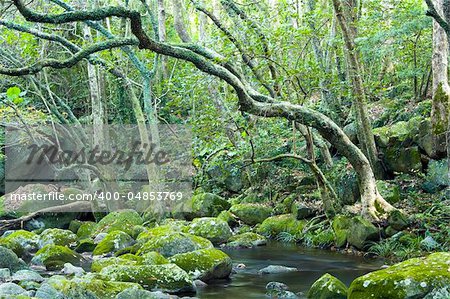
0;37;138;76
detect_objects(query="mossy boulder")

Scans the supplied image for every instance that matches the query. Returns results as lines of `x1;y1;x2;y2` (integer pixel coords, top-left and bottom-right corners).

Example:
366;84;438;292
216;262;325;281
38;228;77;248
376;181;401;204
141;251;169;265
46;275;142;299
230;203;272;225
75;239;96;253
332;216;351;247
191;193;231;217
137;232;213;257
136;223;187;243
0;230;38;256
76;221;97;239
168;248;232;281
31;244;84;270
387;210;409;231
308;273;347;299
217;210;238;227
225;232;267;248
347;217;379;249
93;231;134;256
423;159;449;193
0;246;27;272
68;220;84;234
348;252;450;299
188;217;232;244
383;146;422;174
91;256;142;273
100;264;195;293
257;214;306;238
332;216;378;249
0;282;27;297
94;210;143;236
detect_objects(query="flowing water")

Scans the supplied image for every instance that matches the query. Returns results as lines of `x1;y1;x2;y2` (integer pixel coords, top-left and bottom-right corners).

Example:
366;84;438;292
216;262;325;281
198;242;384;299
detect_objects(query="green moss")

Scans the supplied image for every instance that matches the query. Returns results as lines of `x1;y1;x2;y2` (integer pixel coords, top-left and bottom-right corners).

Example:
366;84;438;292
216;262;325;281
74;239;96;253
93;231;134;256
136;223;186;243
225;232;267;248
188;217;232;244
94;210;143;236
91;256;142;272
99;264;194;293
308;273;348;299
0;246;27;272
191;193;231;217
76;221;97;239
68;220;83;234
432;83;449;135
168;248;232;281
217;210;238;226
38;228;77;248
230;203;272;225
376;181;401;204
47;276;142;299
0;230;38;256
348;252;450;299
141;251;169;265
257;214;306;238
137;232;213;257
31;245;83;270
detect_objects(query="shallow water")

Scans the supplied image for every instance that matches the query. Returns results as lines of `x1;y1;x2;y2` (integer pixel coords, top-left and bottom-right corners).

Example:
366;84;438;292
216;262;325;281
198;242;384;299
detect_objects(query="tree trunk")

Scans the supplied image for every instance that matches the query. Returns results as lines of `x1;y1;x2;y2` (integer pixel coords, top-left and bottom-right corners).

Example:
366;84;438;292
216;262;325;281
158;0;168;78
332;0;383;178
432;0;450;158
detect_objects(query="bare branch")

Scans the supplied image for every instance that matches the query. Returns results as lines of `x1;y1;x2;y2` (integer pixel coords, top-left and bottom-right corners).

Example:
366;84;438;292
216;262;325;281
425;0;450;34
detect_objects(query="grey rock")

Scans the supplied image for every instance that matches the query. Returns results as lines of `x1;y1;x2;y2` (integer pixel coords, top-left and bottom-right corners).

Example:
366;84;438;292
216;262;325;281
94;233;108;244
12;269;44;282
35;283;65;299
266;281;289;291
0;268;11;281
259;265;298;274
0;246;28;272
0;282;26;296
62;263;85;276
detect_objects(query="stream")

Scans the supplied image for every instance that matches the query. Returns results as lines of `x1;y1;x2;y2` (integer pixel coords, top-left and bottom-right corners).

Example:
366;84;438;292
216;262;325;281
198;242;384;298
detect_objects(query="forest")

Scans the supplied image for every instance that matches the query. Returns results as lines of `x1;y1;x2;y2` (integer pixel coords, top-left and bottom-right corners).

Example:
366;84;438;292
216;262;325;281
0;0;449;298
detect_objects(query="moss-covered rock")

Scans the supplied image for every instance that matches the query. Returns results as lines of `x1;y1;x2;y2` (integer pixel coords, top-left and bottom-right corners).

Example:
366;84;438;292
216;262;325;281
376;181;401;204
332;216;378;249
387;210;409;231
68;220;84;234
348;252;450;299
38;228;77;248
136;222;187;243
230;203;272;225
347;217;379;249
93;231;134;256
100;264;195;293
0;230;38;256
308;273;347;299
94;210;143;236
225;232;267;248
31;244;84;270
46;275;142;299
76;221;97;239
137;232;213;257
188;217;232;244
217;210;238;227
383;146;422;174
168;248;232;281
75;239;96;253
257;214;306;238
0;246;27;272
91;256;142;273
332;216;351;247
191;193;231;217
141;251;169;265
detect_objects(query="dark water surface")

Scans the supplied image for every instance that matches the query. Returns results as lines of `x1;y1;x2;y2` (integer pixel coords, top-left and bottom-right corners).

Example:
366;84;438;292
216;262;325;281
198;242;384;299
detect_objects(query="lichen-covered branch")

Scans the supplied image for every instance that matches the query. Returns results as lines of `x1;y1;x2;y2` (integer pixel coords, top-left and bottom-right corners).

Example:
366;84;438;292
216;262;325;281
0;38;138;76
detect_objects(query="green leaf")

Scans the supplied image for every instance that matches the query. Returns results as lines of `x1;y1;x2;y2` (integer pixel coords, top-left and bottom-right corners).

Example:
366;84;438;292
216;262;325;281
6;87;21;100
